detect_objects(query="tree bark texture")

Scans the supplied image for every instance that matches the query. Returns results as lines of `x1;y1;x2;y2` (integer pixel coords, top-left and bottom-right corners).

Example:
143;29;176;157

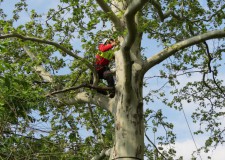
111;45;144;159
112;91;144;160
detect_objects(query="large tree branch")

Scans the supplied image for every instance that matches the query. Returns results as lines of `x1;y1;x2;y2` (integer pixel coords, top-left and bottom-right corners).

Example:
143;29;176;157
22;47;110;112
23;46;53;82
47;83;114;96
150;0;181;22
58;91;112;113
117;0;148;93
23;47;112;112
95;0;123;31
143;29;225;74
122;0;148;50
0;33;99;85
1;33;79;58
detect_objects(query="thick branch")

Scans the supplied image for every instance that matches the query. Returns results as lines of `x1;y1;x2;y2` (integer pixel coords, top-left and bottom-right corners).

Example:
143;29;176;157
150;0;181;21
47;83;114;112
118;0;148;92
23;46;53;82
203;41;213;73
0;33;99;85
150;0;168;21
95;0;122;31
47;83;114;96
143;29;225;74
58;91;112;113
122;0;148;50
1;33;78;58
91;148;111;160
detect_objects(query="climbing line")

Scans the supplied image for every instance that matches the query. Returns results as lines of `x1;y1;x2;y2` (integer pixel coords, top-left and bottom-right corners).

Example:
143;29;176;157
181;107;203;160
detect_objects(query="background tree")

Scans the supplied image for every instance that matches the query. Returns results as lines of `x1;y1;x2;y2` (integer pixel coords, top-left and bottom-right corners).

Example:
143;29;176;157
0;0;225;159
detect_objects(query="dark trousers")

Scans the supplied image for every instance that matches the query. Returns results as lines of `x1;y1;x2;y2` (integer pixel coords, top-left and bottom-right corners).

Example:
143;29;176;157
97;67;115;88
90;66;115;95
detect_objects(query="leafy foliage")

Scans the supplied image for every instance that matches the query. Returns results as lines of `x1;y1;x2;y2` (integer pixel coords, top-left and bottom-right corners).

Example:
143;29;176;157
0;0;225;159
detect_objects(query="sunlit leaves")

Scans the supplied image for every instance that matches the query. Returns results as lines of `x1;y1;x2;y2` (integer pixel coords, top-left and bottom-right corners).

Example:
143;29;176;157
12;0;28;21
0;0;225;159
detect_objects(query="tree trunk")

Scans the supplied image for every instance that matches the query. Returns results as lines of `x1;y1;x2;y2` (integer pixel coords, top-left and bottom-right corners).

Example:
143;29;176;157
111;49;144;160
108;0;145;158
112;93;144;160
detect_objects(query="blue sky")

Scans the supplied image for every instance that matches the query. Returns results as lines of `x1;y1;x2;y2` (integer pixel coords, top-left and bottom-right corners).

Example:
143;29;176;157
1;0;225;159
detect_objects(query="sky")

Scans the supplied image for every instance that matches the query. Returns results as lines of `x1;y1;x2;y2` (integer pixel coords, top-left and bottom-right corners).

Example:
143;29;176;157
1;0;225;159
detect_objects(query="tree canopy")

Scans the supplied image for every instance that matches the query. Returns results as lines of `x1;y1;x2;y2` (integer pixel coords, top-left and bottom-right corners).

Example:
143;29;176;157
0;0;225;159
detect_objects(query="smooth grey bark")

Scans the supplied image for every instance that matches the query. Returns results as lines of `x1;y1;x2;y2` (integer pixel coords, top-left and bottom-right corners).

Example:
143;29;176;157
106;1;147;159
23;46;53;82
142;29;225;75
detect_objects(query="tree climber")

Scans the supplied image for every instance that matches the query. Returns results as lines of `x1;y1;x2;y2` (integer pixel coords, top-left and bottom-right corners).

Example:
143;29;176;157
93;38;117;97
